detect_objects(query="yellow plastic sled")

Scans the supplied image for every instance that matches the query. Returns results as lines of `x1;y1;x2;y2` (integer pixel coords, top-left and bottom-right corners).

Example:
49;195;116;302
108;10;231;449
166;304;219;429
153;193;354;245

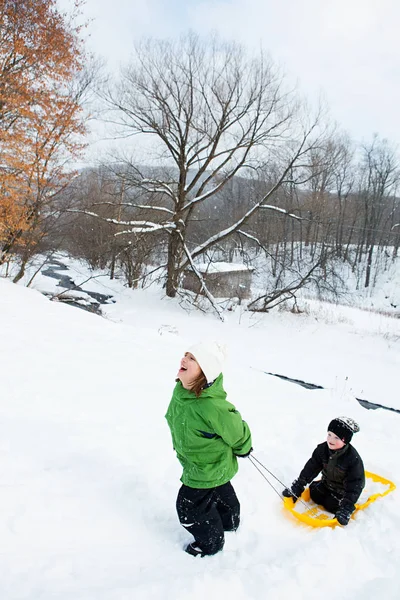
283;471;396;528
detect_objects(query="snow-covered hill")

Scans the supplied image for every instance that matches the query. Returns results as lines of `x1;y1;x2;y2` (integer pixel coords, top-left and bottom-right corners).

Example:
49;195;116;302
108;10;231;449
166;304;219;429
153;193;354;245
0;271;399;599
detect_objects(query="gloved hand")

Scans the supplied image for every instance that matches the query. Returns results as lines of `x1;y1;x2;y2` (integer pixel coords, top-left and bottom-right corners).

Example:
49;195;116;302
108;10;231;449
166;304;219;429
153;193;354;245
235;447;253;458
335;504;353;526
282;478;305;501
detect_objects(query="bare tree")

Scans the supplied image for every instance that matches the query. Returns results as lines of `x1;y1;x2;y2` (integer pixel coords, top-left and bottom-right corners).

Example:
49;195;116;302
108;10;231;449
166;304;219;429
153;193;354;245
355;137;399;287
95;32;326;302
330;135;355;256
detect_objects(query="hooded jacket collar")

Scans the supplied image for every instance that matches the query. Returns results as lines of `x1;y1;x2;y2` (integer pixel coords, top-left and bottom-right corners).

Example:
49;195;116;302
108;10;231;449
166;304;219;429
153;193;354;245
174;373;225;401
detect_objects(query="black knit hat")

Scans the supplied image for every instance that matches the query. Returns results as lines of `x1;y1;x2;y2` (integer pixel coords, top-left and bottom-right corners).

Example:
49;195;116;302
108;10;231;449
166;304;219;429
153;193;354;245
328;417;360;445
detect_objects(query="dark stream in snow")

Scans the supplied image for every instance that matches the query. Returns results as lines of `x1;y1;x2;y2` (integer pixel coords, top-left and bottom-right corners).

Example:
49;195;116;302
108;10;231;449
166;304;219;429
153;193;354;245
42;259;114;314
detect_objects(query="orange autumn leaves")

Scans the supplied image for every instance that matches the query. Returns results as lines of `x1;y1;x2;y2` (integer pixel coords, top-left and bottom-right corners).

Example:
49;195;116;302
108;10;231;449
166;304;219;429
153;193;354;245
0;0;87;260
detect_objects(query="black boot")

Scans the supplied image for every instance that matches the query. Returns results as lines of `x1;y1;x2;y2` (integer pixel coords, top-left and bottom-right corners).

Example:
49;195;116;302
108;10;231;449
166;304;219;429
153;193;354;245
185;542;204;557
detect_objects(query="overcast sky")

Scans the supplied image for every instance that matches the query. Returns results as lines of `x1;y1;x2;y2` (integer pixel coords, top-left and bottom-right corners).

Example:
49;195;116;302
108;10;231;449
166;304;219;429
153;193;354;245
60;0;399;153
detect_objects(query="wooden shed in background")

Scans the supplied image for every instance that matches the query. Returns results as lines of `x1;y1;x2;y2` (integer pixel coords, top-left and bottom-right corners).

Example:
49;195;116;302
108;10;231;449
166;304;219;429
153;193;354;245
182;262;254;299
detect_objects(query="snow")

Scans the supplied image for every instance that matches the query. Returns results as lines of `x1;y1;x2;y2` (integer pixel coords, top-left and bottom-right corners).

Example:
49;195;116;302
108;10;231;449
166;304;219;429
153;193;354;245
0;258;399;599
195;261;254;273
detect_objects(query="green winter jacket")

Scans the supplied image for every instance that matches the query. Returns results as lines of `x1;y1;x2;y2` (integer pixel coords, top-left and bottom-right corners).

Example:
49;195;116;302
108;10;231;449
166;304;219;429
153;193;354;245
165;374;252;489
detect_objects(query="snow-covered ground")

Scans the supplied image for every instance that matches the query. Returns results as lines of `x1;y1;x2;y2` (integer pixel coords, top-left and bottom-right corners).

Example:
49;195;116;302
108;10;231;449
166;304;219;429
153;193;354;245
0;257;399;599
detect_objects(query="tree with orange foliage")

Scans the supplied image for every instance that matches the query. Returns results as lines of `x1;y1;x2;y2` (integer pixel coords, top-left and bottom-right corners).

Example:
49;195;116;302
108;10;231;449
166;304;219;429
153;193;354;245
0;0;90;271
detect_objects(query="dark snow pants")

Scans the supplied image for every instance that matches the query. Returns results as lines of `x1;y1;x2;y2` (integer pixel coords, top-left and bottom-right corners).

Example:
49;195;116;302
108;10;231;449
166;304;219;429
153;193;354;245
309;480;342;513
176;481;240;555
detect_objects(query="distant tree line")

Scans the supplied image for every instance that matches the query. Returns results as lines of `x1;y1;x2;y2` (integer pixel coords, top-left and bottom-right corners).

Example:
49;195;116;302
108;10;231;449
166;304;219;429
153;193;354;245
55;129;399;309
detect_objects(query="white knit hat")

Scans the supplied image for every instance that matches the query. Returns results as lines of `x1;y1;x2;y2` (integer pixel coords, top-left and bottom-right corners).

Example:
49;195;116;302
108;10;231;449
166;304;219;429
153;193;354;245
188;341;227;384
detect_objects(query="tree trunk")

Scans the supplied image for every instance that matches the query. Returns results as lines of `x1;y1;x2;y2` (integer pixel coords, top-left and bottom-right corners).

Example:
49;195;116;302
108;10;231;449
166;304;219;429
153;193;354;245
393;231;399;259
304;212;313;247
364;244;374;288
13;262;26;283
110;250;116;280
166;229;184;297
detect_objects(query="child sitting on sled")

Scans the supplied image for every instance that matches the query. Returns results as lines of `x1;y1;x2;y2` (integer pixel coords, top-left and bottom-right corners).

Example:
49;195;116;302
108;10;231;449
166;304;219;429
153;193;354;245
282;417;365;525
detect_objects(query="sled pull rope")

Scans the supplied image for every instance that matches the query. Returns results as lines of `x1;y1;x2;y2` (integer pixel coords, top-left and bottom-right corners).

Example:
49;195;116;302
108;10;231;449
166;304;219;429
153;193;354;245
248;454;286;500
248;454;309;508
250;454;288;487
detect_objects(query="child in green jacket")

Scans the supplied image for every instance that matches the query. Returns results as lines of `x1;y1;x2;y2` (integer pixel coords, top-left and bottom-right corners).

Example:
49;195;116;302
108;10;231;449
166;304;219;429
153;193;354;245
165;341;252;557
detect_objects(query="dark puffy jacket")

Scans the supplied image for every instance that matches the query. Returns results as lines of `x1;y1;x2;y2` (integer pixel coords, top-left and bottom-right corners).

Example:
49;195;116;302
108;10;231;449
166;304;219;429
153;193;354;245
298;442;365;505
